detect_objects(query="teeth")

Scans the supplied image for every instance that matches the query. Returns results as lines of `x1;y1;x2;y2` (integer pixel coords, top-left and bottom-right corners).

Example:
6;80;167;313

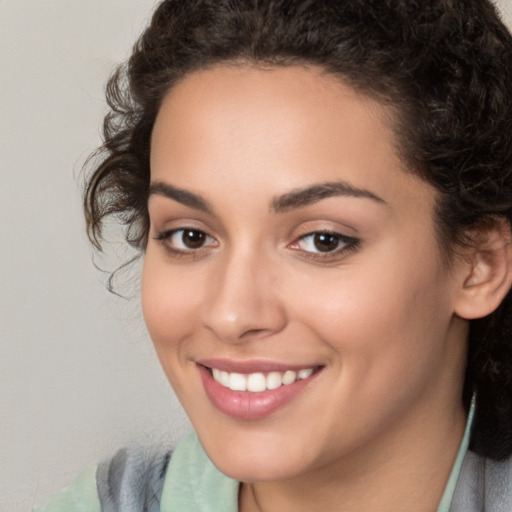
298;368;313;380
229;372;247;391
219;370;230;387
266;371;282;390
211;367;315;392
247;373;267;392
282;370;297;385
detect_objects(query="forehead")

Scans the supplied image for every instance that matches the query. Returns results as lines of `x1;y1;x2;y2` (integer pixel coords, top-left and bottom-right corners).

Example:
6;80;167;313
150;64;434;214
152;64;392;156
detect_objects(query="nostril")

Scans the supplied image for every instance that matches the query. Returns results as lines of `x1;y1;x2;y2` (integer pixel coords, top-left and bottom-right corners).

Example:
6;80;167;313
239;327;273;340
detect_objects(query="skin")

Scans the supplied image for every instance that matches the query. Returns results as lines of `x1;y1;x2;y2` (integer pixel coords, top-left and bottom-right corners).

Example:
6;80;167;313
142;64;472;511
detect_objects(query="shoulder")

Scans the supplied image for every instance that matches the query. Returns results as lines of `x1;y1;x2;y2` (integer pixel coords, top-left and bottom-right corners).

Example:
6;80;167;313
33;446;172;512
452;450;512;512
33;464;101;512
483;455;512;510
97;444;172;512
33;432;237;512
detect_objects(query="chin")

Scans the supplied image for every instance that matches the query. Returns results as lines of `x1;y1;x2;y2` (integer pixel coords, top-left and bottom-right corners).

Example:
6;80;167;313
199;428;316;483
213;454;302;484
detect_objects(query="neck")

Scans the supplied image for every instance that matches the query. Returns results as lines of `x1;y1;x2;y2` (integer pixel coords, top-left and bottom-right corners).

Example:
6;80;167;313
239;397;467;512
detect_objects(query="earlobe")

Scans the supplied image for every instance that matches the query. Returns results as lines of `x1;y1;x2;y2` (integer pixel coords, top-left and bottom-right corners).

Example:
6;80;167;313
454;217;512;320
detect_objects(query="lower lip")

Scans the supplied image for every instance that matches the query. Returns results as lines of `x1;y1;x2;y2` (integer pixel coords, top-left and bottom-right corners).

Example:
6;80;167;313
198;365;320;421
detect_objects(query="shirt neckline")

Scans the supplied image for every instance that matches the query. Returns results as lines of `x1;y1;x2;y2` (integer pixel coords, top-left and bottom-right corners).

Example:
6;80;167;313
436;394;476;511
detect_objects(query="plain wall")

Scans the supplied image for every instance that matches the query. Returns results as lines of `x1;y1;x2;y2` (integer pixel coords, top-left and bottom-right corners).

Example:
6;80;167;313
0;2;191;511
1;1;511;511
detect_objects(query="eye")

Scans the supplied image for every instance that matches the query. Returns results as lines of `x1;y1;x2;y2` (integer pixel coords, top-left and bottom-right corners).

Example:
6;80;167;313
292;230;359;257
155;228;217;252
299;232;343;253
172;229;210;249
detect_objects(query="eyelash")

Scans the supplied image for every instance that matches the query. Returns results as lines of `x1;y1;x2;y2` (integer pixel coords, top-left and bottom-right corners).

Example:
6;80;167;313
291;230;360;262
153;227;360;261
154;228;217;259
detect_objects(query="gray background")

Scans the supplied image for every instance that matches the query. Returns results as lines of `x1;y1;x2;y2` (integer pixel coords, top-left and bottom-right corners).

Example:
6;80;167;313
1;2;190;510
1;1;511;511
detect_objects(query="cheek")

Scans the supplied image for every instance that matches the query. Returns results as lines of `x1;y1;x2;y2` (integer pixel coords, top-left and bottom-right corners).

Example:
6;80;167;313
141;253;200;356
140;253;210;410
286;244;454;383
292;271;456;444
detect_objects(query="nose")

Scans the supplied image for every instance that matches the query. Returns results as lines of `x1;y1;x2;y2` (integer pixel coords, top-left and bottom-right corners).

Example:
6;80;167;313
200;250;287;343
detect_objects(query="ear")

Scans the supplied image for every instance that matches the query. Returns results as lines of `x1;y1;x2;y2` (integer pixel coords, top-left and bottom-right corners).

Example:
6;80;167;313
454;217;512;320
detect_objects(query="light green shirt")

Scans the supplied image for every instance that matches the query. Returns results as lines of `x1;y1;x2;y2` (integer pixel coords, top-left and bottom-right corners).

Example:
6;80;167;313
35;399;476;512
34;464;101;512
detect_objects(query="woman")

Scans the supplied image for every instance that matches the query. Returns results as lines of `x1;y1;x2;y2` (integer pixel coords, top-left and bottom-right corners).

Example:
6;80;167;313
37;0;512;510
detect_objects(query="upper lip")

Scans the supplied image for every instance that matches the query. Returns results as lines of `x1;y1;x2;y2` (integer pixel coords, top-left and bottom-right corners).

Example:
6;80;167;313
197;358;322;374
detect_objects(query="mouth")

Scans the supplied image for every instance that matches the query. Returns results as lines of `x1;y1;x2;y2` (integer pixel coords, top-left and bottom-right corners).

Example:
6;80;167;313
210;366;316;392
197;361;324;420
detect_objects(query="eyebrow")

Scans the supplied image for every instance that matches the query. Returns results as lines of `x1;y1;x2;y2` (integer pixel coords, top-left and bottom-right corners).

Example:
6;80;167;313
270;181;386;213
148;179;386;214
148;181;213;213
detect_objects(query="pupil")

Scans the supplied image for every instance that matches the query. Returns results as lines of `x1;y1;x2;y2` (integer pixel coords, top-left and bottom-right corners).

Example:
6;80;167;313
183;230;205;249
313;233;339;252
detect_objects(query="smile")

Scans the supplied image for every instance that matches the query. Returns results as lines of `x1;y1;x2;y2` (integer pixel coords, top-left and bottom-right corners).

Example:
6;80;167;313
211;367;315;392
198;362;323;420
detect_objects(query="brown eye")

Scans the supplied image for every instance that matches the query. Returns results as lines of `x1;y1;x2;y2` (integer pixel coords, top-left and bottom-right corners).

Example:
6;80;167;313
312;233;340;252
155;228;217;252
293;230;358;257
181;229;206;249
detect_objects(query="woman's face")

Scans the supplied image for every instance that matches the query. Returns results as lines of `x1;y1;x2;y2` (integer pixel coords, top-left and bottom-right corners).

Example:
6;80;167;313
143;65;468;482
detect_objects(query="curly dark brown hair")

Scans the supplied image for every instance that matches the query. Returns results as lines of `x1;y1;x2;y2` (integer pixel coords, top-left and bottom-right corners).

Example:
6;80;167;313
84;0;512;459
